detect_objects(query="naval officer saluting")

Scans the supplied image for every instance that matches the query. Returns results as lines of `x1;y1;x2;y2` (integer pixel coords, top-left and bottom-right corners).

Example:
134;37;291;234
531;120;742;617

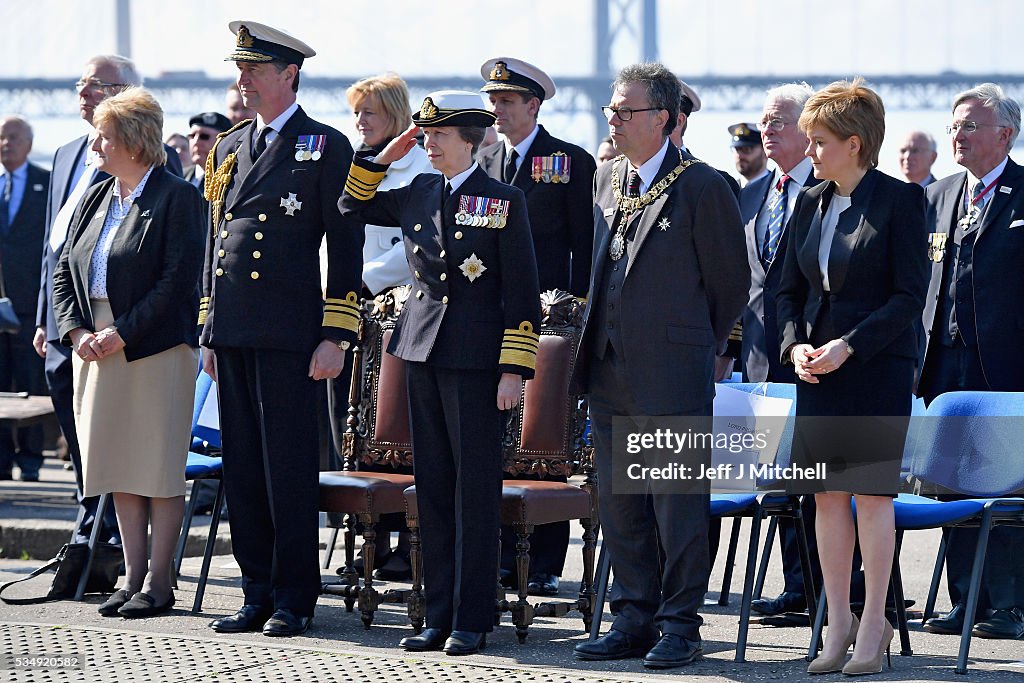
200;21;363;637
340;91;541;655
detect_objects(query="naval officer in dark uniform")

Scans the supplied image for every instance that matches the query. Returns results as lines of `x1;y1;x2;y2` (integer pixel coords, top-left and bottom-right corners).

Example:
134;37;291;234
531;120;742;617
200;21;363;637
340;91;541;656
476;57;597;598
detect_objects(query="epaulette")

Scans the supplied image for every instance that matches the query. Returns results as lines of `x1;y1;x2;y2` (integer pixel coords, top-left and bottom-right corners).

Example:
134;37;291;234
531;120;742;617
204;119;252;227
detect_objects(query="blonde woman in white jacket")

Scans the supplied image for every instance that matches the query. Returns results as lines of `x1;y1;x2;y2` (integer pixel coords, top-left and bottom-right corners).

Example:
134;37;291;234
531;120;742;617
320;73;436;295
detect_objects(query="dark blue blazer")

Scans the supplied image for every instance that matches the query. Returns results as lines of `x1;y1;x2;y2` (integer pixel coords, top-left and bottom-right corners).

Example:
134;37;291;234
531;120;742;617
777;169;929;365
739;170;819;383
918;157;1024;393
2;163;49;318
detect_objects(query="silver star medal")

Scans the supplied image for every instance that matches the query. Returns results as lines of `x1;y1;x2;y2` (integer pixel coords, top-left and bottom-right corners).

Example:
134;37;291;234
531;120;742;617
958;205;980;232
658;217;670;231
280;193;302;216
459;254;487;282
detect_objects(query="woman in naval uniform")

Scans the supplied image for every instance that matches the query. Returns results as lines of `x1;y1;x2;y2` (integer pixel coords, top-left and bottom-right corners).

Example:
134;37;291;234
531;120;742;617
340;90;540;656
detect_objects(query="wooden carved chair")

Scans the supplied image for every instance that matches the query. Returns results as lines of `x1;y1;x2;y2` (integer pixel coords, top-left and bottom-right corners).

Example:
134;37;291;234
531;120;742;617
404;290;597;643
319;286;417;629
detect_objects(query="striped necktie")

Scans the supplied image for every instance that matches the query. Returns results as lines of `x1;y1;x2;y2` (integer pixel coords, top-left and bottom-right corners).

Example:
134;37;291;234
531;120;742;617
761;173;790;267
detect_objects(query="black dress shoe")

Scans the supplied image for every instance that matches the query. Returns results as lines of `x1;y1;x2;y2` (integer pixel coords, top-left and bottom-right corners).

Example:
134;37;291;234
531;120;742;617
117;591;175;618
574;629;657;661
643;633;703;669
375;552;412;581
262;608;312;637
527;573;559;596
210;605;274;633
498;568;516;589
750;591;806;616
923;603;966;635
400;628;451;651
98;589;133;617
443;631;486;655
973;607;1024;640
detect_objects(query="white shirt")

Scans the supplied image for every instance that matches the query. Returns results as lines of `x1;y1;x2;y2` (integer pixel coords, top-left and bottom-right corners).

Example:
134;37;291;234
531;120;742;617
254;101;299;148
503;125;540;173
445;162;479;192
965;155;1008;213
626;138;671;194
88;166;155;299
818;193;852;292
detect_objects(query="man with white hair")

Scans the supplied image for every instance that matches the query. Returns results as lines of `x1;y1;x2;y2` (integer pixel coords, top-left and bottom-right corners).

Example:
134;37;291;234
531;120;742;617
898;130;939;187
742;83;835;621
918;82;1024;640
33;55;181;543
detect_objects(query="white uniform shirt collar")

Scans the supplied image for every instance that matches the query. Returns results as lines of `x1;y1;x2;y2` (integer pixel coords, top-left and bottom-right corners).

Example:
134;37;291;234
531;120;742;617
627;138;671;194
504;124;540;168
782;157;813;187
255;101;299;141
446;162;479;193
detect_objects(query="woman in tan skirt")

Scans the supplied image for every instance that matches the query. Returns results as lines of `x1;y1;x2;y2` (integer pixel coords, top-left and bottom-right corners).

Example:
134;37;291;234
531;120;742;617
52;88;205;618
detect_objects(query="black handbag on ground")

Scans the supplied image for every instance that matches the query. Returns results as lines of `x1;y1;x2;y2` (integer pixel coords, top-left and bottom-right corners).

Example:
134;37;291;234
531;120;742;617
0;542;123;604
0;255;20;335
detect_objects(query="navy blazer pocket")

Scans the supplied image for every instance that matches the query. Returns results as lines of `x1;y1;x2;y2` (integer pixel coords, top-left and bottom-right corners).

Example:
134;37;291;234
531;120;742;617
666;324;714;346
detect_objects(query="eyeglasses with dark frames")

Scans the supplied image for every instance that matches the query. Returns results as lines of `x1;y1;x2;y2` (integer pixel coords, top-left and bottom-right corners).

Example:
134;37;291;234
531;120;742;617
602;106;662;122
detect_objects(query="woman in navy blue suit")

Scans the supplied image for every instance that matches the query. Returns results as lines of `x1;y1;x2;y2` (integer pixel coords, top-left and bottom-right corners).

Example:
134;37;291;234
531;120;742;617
776;79;929;675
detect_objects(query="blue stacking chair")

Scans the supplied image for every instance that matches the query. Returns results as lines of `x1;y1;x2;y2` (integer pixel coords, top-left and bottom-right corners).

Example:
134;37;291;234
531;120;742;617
173;370;226;612
589;381;799;662
810;391;1024;674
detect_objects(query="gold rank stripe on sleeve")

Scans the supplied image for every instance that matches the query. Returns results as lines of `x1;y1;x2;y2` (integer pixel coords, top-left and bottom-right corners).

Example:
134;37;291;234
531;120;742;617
198;297;210;325
322;292;361;333
344;162;387;201
728;319;743;343
499;321;540;370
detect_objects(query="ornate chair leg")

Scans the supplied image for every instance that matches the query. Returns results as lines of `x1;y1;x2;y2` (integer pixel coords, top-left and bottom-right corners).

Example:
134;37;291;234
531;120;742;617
406;511;424;634
579;516;598;632
341;512;358;612
512;523;535;644
357;513;381;629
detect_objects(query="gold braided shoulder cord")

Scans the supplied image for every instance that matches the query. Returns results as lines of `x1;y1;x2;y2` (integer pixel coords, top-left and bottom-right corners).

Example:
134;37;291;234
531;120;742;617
203;119;251;230
611;148;704;219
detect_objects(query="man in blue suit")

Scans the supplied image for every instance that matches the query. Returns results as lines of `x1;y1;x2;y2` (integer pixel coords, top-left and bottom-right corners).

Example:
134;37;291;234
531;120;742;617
32;55;181;542
0;116;49;481
918;83;1024;641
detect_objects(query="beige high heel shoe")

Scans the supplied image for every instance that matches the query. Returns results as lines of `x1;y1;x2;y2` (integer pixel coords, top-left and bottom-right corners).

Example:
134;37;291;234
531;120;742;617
842;619;894;676
808;613;860;674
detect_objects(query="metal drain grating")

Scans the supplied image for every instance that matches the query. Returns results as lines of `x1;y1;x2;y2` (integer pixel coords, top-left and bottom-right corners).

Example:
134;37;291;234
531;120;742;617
0;624;630;683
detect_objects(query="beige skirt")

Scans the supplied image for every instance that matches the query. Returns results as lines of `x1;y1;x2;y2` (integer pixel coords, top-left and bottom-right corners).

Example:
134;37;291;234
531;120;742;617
73;300;198;498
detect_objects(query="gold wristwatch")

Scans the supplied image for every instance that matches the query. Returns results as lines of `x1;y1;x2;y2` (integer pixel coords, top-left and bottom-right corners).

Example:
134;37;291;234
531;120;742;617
335;340;351;351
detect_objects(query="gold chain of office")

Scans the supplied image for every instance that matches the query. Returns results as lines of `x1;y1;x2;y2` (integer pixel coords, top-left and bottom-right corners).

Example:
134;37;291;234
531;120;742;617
611;150;703;218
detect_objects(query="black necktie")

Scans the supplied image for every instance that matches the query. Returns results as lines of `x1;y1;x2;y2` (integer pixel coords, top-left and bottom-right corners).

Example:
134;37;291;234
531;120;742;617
253;126;271;160
442;182;452;210
503;149;518;184
626;170;641;198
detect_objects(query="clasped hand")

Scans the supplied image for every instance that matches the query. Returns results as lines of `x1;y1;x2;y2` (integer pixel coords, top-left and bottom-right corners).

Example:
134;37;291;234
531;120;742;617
70;326;125;362
790;338;851;384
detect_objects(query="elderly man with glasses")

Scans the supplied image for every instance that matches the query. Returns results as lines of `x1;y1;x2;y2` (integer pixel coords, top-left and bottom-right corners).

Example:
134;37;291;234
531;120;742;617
32;55;181;548
917;82;1024;641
